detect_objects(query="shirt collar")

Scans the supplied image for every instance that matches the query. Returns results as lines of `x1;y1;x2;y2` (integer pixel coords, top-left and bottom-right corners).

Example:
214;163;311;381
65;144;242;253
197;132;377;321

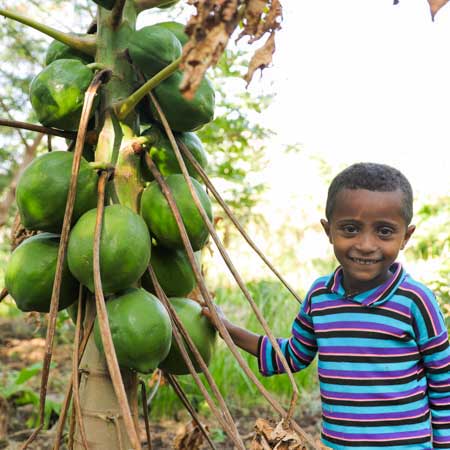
325;262;405;306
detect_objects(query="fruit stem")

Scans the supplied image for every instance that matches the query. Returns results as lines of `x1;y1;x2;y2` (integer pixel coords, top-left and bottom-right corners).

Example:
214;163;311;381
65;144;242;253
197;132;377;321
113;57;181;121
0;9;96;56
87;62;109;71
88;161;115;171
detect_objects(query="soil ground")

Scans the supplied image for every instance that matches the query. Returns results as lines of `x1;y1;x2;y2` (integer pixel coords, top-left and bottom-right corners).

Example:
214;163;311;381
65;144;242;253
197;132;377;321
0;316;322;449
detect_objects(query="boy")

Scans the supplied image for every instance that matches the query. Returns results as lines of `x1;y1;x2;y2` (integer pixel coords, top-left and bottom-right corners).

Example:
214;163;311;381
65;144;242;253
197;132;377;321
204;162;450;449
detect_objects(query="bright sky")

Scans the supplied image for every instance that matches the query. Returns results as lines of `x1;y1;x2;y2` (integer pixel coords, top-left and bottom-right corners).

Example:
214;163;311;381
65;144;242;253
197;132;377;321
259;0;450;203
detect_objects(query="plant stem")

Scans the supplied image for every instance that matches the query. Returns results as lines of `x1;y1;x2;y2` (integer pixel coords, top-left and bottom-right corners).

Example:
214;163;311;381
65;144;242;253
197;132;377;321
0;9;96;56
88;161;115;171
114;57;180;120
0;118;76;139
86;62;109;71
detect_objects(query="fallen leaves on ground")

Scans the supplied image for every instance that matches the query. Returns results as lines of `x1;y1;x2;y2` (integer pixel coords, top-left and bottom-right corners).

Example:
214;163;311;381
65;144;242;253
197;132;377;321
250;418;330;450
173;419;208;449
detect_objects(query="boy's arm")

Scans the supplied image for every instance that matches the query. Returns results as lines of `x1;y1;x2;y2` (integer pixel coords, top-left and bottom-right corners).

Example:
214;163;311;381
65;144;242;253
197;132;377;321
203;294;318;377
412;288;450;449
202;305;259;356
220;319;260;356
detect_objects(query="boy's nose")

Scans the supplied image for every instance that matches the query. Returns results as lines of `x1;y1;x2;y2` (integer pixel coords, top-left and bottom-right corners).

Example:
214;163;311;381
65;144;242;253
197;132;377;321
354;233;378;253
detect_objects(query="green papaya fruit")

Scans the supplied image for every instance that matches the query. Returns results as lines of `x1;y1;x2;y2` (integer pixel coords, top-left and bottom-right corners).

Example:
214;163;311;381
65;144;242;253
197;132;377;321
5;234;79;313
94;288;172;373
159;297;216;375
16;151;98;233
151;71;215;132
45;39;94;66
141;125;207;182
140;174;212;251
67;204;151;294
156;21;188;45
141;245;196;297
29;59;96;131
128;25;182;79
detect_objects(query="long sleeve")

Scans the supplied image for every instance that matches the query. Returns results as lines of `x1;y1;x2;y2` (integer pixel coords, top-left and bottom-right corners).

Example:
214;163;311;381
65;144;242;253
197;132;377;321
257;292;318;376
410;283;450;449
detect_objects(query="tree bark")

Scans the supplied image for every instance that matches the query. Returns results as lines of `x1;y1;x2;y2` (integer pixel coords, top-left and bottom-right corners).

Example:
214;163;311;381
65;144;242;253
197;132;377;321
74;300;139;450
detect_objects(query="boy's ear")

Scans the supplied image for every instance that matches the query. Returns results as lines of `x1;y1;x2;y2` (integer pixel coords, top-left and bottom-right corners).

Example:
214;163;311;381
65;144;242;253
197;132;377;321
320;219;332;243
400;224;416;250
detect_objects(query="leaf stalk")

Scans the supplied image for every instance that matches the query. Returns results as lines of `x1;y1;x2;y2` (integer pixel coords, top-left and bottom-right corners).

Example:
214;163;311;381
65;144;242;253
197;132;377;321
0;9;96;56
113;57;181;120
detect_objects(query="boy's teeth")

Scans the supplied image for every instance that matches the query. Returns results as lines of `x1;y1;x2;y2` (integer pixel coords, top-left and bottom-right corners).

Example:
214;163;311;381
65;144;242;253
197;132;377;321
352;258;379;265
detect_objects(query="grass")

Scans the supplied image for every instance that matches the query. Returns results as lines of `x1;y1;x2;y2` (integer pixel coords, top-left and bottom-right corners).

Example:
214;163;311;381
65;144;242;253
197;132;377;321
149;279;319;418
0;278;320;421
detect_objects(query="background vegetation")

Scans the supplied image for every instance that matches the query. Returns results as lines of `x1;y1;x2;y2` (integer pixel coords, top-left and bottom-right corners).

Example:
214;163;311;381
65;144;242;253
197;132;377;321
0;0;448;438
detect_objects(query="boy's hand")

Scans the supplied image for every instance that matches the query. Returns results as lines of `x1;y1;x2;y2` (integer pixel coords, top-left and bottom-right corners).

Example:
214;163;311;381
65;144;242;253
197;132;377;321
202;303;260;356
201;303;229;331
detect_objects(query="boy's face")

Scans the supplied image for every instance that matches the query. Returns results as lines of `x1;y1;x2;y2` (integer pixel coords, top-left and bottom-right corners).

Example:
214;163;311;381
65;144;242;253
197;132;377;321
320;188;415;293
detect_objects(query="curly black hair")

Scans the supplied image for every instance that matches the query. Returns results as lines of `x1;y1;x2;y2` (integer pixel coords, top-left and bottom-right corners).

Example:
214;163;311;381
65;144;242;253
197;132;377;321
325;162;413;224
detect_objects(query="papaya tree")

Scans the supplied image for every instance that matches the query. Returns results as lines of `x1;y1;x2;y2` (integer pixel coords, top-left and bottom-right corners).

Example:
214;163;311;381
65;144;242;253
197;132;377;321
3;0;445;448
0;1;318;449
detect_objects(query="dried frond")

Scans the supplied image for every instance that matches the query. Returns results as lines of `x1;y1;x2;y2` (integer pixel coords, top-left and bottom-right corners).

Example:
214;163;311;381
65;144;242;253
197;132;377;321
244;31;276;86
181;0;283;98
240;0;282;43
180;0;242;100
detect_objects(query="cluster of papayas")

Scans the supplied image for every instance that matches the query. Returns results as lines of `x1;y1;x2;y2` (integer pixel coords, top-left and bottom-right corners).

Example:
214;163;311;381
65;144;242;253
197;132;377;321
5;3;217;376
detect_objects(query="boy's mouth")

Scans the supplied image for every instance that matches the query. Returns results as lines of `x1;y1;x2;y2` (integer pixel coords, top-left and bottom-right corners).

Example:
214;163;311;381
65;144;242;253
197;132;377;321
349;257;383;265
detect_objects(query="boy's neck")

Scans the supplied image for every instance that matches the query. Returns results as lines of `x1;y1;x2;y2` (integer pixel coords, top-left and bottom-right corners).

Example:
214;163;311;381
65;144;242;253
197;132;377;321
342;268;395;297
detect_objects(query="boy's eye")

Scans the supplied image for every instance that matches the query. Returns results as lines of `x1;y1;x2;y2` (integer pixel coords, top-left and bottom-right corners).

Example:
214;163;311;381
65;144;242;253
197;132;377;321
341;224;359;234
378;227;394;237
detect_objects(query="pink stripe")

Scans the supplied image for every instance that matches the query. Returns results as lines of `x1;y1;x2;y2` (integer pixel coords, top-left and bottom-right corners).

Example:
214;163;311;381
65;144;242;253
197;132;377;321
323;430;430;442
318;326;402;337
369;263;401;303
381;305;410;319
288;340;312;364
319;350;417;357
305;284;328;314
421;332;448;351
322;390;422;402
323;410;426;422
401;286;438;336
314;302;355;312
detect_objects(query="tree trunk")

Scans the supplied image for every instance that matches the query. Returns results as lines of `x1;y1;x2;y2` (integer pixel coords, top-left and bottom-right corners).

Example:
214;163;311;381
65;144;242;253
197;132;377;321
74;301;139;449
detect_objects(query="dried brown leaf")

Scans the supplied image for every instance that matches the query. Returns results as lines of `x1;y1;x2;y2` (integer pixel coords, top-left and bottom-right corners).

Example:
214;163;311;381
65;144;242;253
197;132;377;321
173;419;208;450
428;0;449;19
250;418;311;450
239;0;283;43
240;0;266;38
181;0;282;98
262;0;282;35
180;0;241;100
244;31;276;86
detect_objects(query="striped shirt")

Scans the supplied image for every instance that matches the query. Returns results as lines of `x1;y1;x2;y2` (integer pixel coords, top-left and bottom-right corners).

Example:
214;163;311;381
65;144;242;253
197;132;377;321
258;263;450;449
